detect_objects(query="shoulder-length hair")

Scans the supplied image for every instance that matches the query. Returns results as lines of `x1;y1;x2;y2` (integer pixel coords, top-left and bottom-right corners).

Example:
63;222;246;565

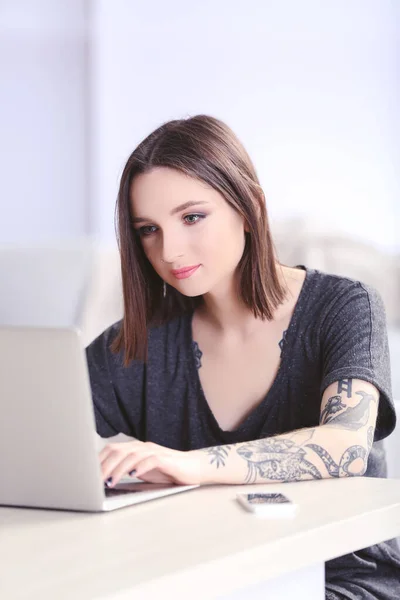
111;114;287;365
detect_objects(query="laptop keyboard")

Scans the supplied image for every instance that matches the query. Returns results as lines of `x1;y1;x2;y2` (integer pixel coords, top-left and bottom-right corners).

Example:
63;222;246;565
104;487;141;496
104;482;174;496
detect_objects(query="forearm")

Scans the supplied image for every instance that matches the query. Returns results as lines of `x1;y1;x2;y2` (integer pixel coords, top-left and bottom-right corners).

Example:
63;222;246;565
194;425;369;485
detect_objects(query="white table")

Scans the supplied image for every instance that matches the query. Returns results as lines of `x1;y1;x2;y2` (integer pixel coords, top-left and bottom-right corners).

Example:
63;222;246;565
1;476;400;600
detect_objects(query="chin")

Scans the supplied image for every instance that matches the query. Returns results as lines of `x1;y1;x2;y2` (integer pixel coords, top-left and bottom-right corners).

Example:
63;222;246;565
177;289;205;298
172;283;207;298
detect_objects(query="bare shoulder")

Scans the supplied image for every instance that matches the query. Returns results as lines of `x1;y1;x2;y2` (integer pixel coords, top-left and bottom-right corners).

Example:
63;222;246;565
274;265;306;321
279;264;306;285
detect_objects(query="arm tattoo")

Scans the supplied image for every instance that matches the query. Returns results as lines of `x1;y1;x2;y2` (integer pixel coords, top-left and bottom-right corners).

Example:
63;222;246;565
321;390;377;431
320;395;346;424
236;429;323;484
192;340;203;369
203;445;232;468
306;443;367;477
203;427;369;482
367;426;374;453
337;378;353;397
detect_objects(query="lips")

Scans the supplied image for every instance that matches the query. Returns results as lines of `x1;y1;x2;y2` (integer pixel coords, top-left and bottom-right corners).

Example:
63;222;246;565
171;265;201;279
171;264;201;276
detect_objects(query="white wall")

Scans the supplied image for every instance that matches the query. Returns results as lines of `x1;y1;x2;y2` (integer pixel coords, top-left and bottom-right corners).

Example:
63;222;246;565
89;0;400;252
0;0;88;243
1;1;398;250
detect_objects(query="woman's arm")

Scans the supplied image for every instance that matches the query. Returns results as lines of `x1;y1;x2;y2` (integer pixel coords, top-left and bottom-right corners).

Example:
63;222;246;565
99;378;380;487
195;378;379;485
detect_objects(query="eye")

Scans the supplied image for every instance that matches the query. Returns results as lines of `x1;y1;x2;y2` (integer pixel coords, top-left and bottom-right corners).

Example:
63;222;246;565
183;213;206;225
135;213;206;238
137;225;157;237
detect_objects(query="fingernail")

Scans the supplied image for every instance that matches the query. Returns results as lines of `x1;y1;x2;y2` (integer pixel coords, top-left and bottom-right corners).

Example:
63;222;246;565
106;477;113;486
129;470;136;476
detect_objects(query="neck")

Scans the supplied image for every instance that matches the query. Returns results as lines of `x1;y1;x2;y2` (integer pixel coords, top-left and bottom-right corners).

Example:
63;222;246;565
197;263;290;340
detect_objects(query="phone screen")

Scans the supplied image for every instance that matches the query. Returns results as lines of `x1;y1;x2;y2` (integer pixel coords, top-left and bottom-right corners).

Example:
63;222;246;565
244;493;291;504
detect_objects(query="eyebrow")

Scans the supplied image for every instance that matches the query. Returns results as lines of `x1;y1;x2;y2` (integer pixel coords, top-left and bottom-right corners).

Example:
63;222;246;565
131;201;210;224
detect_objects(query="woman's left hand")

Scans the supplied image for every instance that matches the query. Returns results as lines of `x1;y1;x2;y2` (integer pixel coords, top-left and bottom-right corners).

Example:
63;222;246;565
99;440;205;487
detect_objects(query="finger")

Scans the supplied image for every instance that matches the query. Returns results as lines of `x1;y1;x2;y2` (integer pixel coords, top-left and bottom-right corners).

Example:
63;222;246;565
139;470;176;484
106;451;156;487
98;445;115;462
98;441;144;462
134;456;188;485
99;441;147;473
100;448;143;482
134;455;163;480
101;451;129;483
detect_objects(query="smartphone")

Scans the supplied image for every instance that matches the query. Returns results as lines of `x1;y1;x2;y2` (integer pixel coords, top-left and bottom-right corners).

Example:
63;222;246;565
236;492;297;517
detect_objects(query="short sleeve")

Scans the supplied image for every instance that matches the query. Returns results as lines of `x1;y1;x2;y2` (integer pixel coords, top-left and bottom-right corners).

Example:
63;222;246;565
85;322;142;438
320;281;396;441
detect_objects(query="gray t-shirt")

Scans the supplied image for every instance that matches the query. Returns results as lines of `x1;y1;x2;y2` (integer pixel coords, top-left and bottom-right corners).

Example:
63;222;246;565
86;265;400;599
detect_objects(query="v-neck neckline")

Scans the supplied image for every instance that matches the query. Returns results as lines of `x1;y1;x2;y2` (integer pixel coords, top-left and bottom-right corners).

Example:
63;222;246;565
185;265;313;438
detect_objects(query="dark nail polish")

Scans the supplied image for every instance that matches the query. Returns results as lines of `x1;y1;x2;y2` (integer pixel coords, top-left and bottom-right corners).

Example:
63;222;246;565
106;477;113;486
129;470;136;476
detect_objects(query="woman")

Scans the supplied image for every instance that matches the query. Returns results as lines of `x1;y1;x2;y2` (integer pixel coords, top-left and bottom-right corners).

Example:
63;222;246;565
86;114;400;598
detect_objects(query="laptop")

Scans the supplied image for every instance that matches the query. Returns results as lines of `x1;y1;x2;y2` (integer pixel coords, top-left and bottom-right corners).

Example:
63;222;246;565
0;325;200;512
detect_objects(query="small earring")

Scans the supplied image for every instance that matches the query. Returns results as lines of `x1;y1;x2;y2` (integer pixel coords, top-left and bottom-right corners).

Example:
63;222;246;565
163;281;166;297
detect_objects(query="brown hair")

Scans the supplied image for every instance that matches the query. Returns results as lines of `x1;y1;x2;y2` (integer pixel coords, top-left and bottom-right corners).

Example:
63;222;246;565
111;114;287;365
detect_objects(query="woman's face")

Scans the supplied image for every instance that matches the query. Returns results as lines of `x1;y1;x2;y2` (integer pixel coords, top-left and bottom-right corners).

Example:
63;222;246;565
130;166;248;297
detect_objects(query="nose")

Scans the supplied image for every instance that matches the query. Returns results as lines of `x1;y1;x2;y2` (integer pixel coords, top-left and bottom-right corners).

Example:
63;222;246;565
160;232;184;265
